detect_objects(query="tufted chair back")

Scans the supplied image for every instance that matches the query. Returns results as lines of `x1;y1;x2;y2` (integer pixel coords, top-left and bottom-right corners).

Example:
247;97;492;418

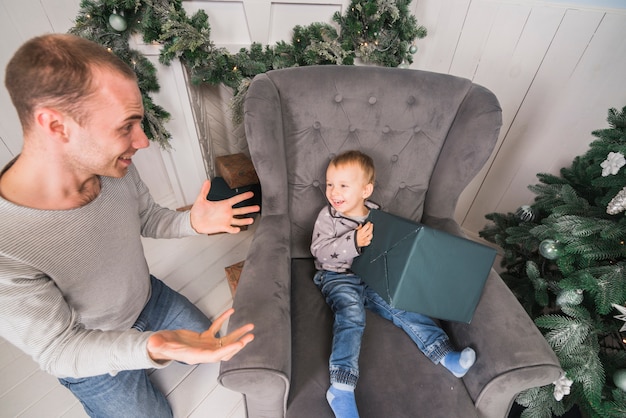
244;65;502;258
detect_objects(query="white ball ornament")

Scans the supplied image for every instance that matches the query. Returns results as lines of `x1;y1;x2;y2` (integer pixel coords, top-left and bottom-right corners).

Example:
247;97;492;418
613;369;626;391
109;12;128;32
409;45;418;54
539;239;560;260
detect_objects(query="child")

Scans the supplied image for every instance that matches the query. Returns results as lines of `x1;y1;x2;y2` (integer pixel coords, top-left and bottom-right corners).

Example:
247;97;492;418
310;150;476;418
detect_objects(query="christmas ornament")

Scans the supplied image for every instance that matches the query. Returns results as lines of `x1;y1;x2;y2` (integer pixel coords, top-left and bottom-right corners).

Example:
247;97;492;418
612;303;626;332
607;186;626;215
556;289;583;306
515;205;535;222
613;369;626;391
398;60;410;69
601;151;626;176
409;44;418;54
553;372;573;401
539;239;560;260
109;11;127;32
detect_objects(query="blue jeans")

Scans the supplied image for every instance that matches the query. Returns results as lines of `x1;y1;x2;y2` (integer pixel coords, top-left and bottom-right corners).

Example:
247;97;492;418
59;275;212;418
314;270;453;388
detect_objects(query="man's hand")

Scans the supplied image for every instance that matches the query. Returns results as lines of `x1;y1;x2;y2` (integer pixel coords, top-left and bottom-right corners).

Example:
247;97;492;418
147;308;254;363
190;180;260;234
356;222;374;248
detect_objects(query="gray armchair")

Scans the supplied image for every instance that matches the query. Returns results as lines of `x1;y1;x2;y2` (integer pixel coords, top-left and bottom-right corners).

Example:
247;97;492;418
218;66;561;418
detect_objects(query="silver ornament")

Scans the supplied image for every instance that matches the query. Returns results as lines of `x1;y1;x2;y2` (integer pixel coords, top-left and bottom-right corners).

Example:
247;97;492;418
516;205;535;222
607;186;626;215
109;12;127;32
539;239;560;260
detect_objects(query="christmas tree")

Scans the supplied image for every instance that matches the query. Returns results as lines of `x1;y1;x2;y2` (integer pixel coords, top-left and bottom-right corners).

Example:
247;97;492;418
480;106;626;418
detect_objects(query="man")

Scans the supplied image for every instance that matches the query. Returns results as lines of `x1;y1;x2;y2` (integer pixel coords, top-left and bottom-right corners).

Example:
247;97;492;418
0;33;257;417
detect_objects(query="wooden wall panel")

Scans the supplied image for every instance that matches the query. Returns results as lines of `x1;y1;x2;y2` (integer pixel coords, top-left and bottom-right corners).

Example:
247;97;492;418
269;2;343;44
451;3;567;224
183;1;252;46
412;0;472;73
0;0;80;168
412;0;626;237
462;8;626;235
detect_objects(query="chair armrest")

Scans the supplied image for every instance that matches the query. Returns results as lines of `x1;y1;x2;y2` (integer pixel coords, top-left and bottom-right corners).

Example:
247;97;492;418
421;215;562;417
447;271;562;418
218;215;292;417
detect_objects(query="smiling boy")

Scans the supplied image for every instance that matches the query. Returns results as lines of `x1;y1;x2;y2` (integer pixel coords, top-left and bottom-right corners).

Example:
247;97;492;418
311;150;476;418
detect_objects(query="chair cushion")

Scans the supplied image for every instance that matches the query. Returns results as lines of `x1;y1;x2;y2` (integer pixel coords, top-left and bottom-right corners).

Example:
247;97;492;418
288;259;478;418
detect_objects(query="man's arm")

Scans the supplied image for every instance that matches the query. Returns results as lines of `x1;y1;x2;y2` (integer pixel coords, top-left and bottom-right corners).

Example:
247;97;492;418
0;265;159;378
0;264;254;377
131;166;259;238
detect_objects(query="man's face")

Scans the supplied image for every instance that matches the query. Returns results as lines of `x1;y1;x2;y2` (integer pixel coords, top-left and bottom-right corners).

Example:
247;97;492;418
325;162;373;217
64;67;149;178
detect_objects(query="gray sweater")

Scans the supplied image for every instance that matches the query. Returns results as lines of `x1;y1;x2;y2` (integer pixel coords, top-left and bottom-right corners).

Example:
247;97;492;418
0;164;198;378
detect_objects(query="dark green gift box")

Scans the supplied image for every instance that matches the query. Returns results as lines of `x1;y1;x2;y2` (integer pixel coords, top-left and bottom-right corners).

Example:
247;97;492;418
351;209;496;323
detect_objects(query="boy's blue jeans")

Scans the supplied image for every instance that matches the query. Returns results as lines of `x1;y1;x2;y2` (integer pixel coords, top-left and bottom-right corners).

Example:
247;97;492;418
314;270;453;388
59;275;212;418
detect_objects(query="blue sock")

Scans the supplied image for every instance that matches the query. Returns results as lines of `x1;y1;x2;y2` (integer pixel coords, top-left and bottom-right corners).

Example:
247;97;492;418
326;383;360;418
441;347;476;378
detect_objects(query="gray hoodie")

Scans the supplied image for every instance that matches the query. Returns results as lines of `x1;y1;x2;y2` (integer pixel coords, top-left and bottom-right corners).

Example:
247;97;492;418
310;200;380;272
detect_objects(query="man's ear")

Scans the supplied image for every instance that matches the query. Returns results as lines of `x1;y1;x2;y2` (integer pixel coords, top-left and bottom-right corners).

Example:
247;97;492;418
34;107;70;142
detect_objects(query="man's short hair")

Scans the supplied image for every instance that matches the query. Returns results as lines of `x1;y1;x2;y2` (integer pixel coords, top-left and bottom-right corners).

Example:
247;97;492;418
330;150;376;185
5;33;137;132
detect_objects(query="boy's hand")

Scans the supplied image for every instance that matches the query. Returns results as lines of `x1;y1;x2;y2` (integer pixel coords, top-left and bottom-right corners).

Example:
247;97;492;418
356;222;374;248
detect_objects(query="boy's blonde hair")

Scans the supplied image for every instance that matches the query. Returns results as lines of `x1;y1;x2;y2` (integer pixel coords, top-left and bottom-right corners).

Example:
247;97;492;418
329;150;376;185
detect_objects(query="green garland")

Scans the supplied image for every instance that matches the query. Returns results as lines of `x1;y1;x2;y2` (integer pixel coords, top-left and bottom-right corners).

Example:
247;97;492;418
70;0;426;148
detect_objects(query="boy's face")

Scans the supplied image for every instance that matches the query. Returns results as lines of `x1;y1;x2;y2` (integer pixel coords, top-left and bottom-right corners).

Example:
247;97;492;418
325;162;373;217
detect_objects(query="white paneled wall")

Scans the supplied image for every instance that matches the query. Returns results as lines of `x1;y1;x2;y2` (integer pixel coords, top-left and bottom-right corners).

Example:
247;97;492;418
412;1;626;237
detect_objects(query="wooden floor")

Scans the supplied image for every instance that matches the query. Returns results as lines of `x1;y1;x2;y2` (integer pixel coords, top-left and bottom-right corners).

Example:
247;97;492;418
0;223;257;418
